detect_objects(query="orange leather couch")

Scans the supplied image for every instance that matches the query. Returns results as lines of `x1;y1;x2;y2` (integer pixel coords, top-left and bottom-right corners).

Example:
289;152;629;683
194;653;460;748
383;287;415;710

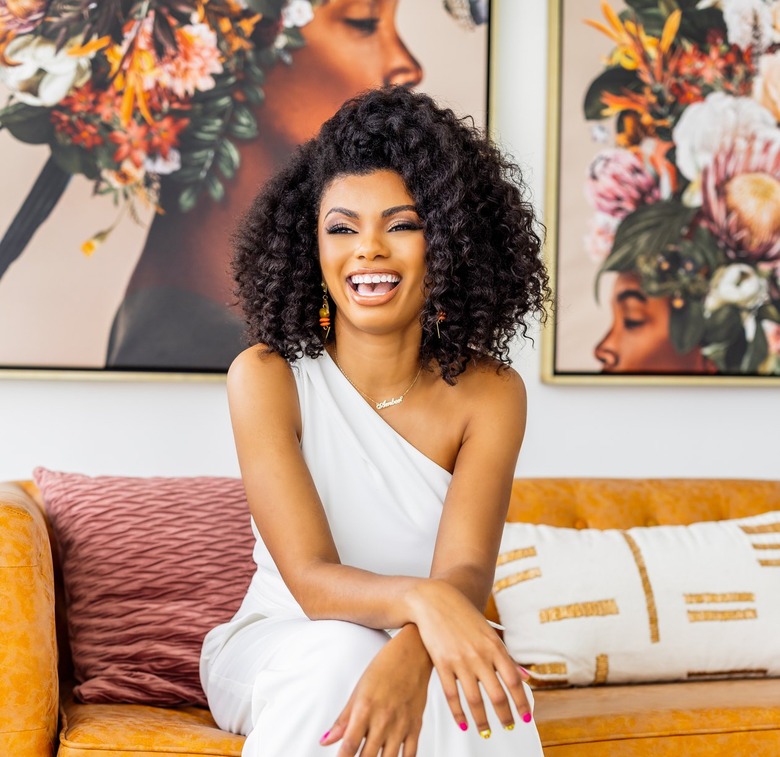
2;478;780;756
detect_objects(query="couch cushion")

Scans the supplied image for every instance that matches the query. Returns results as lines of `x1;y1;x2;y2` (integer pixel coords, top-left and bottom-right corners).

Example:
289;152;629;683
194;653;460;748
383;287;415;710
57;690;244;757
494;510;780;687
534;678;780;754
33;469;255;707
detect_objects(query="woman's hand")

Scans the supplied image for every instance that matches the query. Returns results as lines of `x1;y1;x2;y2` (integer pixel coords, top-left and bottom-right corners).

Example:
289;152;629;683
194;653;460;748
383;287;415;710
319;625;432;757
407;579;532;736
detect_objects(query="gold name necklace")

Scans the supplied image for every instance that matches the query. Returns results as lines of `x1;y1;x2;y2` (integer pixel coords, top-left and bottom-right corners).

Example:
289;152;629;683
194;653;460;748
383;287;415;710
332;351;422;410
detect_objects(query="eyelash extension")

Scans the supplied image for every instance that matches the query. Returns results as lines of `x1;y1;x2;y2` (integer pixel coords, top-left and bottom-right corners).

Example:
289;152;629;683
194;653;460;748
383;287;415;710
325;224;356;234
343;18;380;35
389;222;423;232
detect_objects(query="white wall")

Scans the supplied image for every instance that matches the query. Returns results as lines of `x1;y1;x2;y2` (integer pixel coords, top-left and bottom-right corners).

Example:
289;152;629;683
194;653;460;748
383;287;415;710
0;0;777;482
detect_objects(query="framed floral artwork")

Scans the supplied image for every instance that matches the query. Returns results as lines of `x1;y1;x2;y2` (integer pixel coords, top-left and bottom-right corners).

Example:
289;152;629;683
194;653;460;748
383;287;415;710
0;0;490;378
543;0;780;384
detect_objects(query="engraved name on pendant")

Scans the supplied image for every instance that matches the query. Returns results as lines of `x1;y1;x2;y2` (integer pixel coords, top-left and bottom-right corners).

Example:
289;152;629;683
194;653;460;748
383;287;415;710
376;396;404;410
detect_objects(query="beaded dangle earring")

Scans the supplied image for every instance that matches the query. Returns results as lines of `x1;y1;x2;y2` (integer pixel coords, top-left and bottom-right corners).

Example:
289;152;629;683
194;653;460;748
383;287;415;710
435;311;446;339
319;282;331;340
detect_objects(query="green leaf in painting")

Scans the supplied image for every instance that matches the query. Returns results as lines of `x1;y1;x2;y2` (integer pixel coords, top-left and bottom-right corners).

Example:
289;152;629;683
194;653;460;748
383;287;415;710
206;173;225;202
216;139;240;180
741;321;769;373
704;305;743;344
178;185;200;213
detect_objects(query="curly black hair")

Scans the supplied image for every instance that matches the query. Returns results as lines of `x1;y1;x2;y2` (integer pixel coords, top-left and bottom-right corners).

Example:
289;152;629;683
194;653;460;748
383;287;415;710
233;86;549;383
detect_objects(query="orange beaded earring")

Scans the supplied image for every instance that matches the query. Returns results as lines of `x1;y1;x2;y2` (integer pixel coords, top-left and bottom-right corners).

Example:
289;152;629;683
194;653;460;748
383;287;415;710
319;282;331;339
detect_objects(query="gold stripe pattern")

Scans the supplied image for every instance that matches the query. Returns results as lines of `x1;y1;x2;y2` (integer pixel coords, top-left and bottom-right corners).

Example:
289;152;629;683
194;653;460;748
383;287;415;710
688;609;758;622
594;654;609;685
527;662;567;676
492;568;542;593
621;532;659;643
539;599;618;624
684;592;755;604
496;546;537;566
758;559;780;567
687;668;768;679
740;523;780;534
752;543;780;550
527;676;570;689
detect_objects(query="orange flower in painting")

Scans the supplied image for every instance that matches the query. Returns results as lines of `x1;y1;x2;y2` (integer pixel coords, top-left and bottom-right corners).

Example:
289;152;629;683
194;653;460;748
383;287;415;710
109;120;150;168
148;115;189;159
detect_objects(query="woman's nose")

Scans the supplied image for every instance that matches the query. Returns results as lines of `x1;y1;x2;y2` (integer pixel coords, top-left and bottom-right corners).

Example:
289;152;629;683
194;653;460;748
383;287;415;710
594;332;619;371
383;34;423;88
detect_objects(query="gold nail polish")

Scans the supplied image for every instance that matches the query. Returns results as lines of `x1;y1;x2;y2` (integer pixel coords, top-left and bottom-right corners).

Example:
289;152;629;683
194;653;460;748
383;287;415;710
504;723;515;731
479;728;491;739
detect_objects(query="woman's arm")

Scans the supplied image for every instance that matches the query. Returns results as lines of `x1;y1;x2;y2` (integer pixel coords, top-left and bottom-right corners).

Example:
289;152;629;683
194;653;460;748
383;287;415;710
228;346;428;628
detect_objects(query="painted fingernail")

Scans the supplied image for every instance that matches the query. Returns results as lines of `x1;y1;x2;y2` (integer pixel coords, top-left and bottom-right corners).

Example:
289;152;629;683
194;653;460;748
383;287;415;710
519;666;531;676
458;721;468;731
522;712;533;723
319;730;330;743
504;723;515;731
479;728;491;739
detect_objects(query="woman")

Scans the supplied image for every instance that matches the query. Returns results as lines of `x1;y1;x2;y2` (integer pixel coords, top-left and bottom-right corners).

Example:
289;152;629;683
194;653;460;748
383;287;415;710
594;272;714;373
106;0;425;370
199;87;549;756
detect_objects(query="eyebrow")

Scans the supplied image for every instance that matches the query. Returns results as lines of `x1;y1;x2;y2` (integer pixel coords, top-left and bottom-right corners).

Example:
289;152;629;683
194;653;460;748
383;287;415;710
324;204;418;219
616;289;648;304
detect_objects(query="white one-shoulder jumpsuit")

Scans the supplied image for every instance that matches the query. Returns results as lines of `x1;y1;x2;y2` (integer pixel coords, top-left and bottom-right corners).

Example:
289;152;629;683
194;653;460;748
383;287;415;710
200;353;544;756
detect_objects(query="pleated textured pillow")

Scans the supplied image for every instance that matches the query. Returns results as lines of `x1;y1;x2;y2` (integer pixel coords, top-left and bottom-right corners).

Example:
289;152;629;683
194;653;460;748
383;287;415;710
34;467;255;706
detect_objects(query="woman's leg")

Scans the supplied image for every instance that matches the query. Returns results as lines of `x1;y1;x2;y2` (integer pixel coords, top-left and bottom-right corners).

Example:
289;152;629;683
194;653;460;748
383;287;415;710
202;616;389;756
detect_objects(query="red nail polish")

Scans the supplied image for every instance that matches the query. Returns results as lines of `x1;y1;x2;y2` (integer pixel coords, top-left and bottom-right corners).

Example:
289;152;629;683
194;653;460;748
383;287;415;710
320;730;330;742
459;721;468;731
522;712;533;723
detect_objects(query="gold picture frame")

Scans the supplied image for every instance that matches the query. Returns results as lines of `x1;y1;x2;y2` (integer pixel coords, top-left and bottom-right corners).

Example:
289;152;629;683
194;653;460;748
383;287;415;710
542;0;780;385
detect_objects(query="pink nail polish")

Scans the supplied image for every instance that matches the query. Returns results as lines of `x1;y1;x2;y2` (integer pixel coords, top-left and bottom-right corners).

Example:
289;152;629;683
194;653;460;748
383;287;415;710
522;712;533;723
519;666;530;676
459;721;468;731
320;730;330;742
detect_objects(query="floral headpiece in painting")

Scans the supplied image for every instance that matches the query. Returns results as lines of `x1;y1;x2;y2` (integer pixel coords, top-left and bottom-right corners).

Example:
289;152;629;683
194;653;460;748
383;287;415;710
584;0;780;375
0;0;319;254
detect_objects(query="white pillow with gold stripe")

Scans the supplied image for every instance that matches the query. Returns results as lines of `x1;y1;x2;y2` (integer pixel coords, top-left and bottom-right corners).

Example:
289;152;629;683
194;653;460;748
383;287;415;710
493;511;780;687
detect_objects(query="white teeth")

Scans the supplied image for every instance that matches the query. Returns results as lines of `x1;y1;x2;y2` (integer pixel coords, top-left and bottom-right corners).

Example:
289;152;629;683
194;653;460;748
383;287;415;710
349;273;401;284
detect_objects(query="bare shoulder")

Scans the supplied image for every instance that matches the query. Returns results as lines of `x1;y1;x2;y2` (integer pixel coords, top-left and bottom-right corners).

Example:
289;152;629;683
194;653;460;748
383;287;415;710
227;345;301;435
227;344;295;393
456;356;527;411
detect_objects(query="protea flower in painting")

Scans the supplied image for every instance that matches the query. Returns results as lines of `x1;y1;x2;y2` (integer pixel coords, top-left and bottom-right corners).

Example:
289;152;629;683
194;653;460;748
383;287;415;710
585;148;661;219
701;136;780;262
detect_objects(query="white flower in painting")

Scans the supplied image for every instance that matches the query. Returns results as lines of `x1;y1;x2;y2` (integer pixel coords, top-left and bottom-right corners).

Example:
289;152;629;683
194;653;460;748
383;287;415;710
144;149;182;176
282;0;314;28
722;0;775;51
704;264;769;313
0;35;92;107
753;50;780;120
672;92;776;205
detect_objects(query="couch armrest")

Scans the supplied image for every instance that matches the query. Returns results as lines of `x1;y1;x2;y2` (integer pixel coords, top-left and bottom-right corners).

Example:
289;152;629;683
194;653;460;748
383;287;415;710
0;481;58;757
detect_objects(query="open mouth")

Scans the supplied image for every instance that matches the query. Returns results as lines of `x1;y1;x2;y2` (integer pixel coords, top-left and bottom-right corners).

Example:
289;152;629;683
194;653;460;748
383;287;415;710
347;273;401;297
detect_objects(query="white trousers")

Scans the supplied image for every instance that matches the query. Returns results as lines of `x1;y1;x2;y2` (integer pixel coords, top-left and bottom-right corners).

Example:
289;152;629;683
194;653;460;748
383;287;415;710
201;615;544;757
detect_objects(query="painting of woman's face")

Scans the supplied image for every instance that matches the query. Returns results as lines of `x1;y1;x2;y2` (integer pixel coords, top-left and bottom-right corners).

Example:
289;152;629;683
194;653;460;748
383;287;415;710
594;273;709;374
262;0;423;146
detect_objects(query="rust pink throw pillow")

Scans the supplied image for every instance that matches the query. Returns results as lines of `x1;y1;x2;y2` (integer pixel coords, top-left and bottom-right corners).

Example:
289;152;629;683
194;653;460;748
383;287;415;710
33;467;255;707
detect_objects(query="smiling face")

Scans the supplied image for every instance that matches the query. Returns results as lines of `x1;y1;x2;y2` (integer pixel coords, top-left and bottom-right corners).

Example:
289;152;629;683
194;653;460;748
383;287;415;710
317;169;427;339
594;272;708;373
261;0;423;146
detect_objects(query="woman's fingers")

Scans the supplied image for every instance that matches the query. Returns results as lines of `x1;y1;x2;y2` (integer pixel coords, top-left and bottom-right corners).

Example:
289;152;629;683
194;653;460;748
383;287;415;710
439;671;470;732
479;665;516;731
496;658;533;724
460;675;493;738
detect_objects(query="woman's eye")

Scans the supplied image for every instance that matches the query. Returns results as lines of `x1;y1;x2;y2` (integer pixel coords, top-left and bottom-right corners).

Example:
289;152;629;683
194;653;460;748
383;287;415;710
623;318;646;330
389;222;422;232
326;224;356;234
343;17;380;35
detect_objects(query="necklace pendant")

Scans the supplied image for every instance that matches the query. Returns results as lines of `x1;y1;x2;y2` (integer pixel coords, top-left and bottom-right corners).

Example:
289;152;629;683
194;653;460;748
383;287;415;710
376;396;403;410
